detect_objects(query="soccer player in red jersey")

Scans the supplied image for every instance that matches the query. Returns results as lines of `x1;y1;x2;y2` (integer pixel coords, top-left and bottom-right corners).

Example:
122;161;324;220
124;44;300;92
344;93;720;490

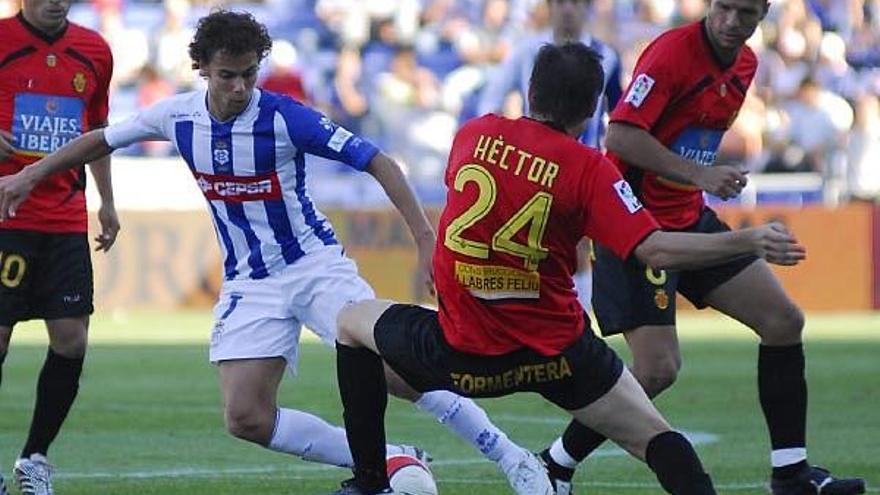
539;1;866;494
0;0;117;493
326;43;807;495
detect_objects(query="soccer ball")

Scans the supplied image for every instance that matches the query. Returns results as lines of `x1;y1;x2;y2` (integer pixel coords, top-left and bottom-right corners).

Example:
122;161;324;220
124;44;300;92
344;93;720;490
386;454;438;495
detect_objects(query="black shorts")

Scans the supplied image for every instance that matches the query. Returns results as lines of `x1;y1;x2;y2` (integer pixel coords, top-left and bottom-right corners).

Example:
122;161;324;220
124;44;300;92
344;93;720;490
592;207;758;336
0;230;94;327
374;304;624;411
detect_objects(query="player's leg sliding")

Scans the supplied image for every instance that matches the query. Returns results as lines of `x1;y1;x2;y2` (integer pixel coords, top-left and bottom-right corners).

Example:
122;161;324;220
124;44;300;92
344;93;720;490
541;325;684;493
267;408;424;467
415;390;552;495
416;393;555;495
568;369;716;495
414;391;533;478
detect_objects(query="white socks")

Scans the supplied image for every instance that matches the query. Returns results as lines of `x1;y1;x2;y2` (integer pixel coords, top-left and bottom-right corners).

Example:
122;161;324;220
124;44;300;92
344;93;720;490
268;408;404;467
549;437;579;469
267;393;522;471
416;391;521;471
771;447;807;468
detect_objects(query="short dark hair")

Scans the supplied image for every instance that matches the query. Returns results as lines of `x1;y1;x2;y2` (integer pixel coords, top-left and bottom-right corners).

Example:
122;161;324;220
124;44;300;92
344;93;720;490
528;43;605;130
189;10;273;69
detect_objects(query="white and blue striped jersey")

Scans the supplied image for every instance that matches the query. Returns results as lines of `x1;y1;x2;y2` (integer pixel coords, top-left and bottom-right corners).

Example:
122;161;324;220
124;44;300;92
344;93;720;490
104;89;379;281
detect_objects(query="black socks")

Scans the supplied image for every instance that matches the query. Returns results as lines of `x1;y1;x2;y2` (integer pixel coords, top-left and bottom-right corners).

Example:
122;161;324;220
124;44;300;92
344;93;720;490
561;419;607;463
758;344;808;479
646;431;716;494
337;342;389;494
21;348;84;458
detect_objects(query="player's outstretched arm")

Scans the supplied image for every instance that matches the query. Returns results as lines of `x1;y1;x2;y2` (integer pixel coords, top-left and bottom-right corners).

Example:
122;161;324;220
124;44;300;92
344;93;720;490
606;122;748;200
634;223;806;270
366;152;437;296
0;129;113;221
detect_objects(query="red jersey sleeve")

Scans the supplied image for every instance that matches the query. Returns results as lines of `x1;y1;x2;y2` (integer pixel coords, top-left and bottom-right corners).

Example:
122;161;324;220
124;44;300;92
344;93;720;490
86;37;113;126
610;35;684;131
580;157;659;259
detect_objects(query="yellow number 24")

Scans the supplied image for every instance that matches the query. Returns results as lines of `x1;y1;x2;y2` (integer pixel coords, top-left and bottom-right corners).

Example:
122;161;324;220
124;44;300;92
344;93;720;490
444;164;552;271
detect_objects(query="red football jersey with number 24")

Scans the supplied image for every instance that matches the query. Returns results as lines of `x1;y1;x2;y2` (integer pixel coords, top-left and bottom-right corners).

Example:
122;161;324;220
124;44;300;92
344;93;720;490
434;115;659;356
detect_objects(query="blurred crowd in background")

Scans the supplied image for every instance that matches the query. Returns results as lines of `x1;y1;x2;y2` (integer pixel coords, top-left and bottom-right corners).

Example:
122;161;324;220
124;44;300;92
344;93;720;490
3;0;879;204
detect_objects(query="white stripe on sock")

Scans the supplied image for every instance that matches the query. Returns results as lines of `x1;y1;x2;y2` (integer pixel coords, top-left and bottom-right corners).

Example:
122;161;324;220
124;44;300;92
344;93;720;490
549;438;578;469
771;448;807;467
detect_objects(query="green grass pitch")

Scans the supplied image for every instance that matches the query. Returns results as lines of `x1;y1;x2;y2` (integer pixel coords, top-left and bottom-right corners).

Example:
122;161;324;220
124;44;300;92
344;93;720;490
2;311;878;494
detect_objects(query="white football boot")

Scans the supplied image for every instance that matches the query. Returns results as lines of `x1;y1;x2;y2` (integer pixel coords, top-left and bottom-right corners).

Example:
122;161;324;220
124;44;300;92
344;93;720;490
13;454;54;495
503;449;554;495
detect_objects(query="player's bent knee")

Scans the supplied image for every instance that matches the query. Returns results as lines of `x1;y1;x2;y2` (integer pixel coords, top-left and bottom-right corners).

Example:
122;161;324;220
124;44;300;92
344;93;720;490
760;304;805;345
634;359;680;398
47;320;89;358
53;336;88;359
336;302;365;346
225;405;273;445
384;365;420;401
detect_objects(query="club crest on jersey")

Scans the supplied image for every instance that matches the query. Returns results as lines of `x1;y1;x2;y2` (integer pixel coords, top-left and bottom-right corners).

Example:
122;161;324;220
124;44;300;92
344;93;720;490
624;73;655;108
72;72;87;93
46;54;56;67
213;140;231;168
612;179;643;214
654;289;669;310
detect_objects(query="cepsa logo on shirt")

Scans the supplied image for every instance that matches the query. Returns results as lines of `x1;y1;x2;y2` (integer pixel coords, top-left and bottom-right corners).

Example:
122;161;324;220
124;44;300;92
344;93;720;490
194;172;282;202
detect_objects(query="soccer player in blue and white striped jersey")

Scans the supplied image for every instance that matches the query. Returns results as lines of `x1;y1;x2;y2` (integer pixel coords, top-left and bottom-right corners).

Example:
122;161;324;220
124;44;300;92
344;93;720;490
0;11;550;493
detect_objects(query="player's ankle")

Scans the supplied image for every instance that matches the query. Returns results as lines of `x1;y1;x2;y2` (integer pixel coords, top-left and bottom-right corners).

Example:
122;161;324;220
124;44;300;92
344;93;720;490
539;448;575;482
772;460;808;480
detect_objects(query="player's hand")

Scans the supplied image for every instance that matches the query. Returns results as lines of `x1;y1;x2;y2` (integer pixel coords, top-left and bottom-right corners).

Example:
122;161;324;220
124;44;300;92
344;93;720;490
95;202;120;252
0;169;37;222
0;130;17;161
694;166;748;200
749;223;806;266
415;233;436;299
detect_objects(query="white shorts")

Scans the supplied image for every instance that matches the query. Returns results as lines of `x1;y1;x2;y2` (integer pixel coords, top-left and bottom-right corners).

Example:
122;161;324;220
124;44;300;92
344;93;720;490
208;245;375;374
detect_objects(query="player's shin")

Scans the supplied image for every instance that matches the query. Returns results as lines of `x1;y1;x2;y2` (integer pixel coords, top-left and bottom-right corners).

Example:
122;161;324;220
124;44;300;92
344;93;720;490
416;391;522;470
645;431;716;495
268;408;352;466
758;344;808;478
21;348;84;458
336;342;390;493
